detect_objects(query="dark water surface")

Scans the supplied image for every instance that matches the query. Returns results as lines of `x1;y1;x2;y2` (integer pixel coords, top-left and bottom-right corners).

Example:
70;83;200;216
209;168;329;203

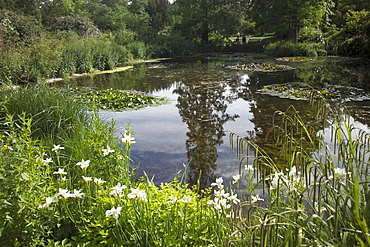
59;54;370;187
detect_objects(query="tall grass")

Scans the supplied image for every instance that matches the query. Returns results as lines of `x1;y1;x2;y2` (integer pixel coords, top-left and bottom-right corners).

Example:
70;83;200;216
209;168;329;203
229;98;370;246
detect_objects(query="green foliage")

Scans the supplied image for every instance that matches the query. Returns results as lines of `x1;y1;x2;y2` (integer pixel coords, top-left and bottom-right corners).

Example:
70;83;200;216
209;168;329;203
51;14;102;38
0;9;41;45
74;88;167;111
146;0;171;32
173;0;250;45
264;41;326;57
0;84;236;246
328;10;370;57
0;84;91;142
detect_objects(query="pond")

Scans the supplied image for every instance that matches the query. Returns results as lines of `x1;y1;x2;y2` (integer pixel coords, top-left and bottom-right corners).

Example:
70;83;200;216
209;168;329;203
58;54;370;188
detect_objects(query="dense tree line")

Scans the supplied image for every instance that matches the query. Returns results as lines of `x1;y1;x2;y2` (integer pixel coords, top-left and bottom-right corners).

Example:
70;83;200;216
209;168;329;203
0;0;368;82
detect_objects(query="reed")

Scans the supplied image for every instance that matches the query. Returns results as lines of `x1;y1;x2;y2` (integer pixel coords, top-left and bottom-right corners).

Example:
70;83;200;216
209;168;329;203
229;99;370;246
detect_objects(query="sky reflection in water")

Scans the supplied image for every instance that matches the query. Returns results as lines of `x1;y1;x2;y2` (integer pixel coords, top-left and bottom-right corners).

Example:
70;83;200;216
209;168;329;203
65;56;370;188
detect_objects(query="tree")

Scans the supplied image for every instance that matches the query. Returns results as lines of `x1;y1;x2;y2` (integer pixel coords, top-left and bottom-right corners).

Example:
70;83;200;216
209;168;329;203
146;0;171;32
251;0;330;41
173;0;249;45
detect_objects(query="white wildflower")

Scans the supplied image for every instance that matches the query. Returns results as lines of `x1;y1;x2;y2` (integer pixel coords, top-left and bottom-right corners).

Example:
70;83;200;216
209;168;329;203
76;159;90;169
82;176;92;182
121;132;136;145
228;193;240;205
72;189;85;198
110;183;127;197
334;167;348;179
58;188;73;198
102;146;115;156
214;189;230;199
207;197;230;210
42;158;53;166
232;174;241;184
94;178;106;184
127;188;147;201
251;194;264;203
179;195;192;203
52;144;64;153
245;165;254;172
166;196;178;204
105;206;122;219
53;168;67;175
211;177;224;189
39;196;58;209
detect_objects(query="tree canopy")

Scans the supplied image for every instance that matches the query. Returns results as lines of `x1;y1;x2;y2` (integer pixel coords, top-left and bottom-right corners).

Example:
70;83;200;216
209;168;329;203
0;0;369;57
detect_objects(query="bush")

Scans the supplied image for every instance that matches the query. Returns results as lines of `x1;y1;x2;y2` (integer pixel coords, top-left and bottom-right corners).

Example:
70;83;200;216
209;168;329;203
264;41;326;57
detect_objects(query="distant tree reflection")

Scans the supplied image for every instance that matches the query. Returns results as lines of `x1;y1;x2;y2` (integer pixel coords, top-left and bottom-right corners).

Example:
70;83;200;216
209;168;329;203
174;78;240;190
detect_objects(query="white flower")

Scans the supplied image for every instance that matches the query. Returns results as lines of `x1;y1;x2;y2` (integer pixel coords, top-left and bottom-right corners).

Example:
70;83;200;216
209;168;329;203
214;189;230;199
76;159;90;169
179;195;192;203
251;194;264;203
102;146;115;156
207;197;230;210
60;176;68;181
268;172;285;190
52;144;64;153
288;166;298;177
42;158;53;166
121;132;136;145
127;188;147;201
333;167;348;179
228;193;240;205
105;206;122;219
211;177;224;189
39;196;58;209
72;189;85;198
82;176;92;182
94;178;106;184
58;188;73;198
166;196;178;204
232;174;241;184
53;168;67;175
110;183;127;197
245;165;254;172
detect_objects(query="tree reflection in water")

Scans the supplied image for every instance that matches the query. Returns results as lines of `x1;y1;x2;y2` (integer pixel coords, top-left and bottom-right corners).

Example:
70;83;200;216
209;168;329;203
174;79;240;190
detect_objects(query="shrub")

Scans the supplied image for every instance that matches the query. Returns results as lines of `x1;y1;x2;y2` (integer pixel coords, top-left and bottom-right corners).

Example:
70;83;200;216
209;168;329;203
264;41;326;57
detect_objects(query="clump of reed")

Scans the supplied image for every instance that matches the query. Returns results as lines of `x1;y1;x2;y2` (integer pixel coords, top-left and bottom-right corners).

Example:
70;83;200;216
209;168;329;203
229;98;370;246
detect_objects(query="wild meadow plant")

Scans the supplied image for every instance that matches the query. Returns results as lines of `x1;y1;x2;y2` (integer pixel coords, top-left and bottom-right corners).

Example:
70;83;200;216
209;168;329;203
228;101;370;246
1;84;368;246
0;84;241;246
0;112;241;246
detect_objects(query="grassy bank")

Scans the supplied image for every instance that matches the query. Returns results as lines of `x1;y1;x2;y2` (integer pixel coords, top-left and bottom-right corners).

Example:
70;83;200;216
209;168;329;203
0;84;369;246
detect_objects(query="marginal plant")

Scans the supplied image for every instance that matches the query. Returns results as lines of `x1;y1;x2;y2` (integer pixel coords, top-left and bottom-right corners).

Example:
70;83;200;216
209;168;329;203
228;99;370;246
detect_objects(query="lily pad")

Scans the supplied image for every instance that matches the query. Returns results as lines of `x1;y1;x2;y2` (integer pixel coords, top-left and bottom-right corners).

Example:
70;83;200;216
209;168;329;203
73;88;167;111
276;57;313;62
257;83;370;102
227;62;293;72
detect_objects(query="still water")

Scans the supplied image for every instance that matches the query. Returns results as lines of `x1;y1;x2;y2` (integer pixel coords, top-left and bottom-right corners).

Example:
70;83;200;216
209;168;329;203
60;54;370;187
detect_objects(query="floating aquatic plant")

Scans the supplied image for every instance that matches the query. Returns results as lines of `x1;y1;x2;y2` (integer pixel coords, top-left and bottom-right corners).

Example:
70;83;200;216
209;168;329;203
227;62;293;72
257;83;370;102
74;88;167;111
276;56;313;62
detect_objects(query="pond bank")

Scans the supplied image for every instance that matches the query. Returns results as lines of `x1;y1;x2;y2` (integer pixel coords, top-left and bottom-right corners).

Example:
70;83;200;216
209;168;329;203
45;58;171;83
